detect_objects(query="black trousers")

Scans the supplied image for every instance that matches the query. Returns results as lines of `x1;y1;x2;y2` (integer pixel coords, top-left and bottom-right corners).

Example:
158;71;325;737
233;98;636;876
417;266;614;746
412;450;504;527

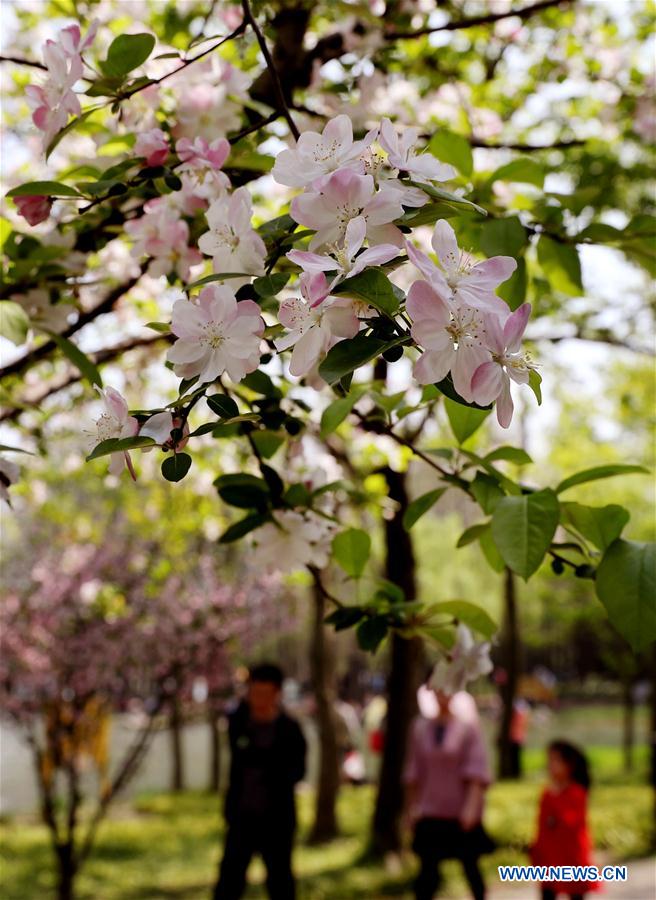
413;818;488;900
213;818;296;900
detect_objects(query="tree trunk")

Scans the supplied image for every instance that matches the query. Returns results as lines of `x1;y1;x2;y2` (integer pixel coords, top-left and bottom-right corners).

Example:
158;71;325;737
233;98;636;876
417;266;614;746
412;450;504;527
169;699;185;792
208;709;222;793
55;843;76;900
622;677;635;773
371;468;423;856
497;568;520;780
308;577;341;843
650;643;656;849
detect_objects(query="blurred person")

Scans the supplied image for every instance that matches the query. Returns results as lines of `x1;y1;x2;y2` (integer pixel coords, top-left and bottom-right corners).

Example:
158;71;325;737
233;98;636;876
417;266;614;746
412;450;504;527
404;684;494;900
509;697;530;778
531;740;599;900
212;663;306;900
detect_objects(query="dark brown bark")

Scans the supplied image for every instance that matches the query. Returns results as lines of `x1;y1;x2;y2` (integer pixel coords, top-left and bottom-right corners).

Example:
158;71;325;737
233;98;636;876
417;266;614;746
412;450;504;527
208;710;222;793
308;577;341;843
650;644;656;848
169;699;185;792
55;843;76;900
371;468;423;856
497;568;520;779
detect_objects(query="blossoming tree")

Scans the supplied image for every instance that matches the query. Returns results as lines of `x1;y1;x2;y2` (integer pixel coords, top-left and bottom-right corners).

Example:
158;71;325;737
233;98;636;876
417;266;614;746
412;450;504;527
1;0;654;860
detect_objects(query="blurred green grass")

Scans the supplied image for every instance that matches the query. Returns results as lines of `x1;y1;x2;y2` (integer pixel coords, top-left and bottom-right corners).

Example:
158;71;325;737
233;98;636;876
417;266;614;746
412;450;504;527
1;763;652;899
1;703;653;899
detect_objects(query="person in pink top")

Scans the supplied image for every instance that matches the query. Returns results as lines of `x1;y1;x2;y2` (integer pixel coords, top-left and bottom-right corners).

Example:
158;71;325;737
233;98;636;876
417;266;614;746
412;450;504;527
404;626;495;900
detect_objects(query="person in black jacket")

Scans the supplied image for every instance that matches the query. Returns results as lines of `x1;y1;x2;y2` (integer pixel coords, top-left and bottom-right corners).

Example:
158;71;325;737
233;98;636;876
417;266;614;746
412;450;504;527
212;663;306;900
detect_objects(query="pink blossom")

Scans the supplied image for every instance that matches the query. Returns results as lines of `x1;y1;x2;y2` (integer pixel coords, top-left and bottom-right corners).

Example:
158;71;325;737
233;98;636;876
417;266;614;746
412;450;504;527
470;303;533;428
290;168;404;251
406;220;516;313
25;21;96;148
287;215;399;296
167;285;264;384
275;274;360;376
198;187;266;286
379;118;456;184
407;280;491;401
272;115;377;188
14;195;52;226
92;387;139;479
176;136;230;170
134;128;170;167
139;412;189;451
124;199;202;280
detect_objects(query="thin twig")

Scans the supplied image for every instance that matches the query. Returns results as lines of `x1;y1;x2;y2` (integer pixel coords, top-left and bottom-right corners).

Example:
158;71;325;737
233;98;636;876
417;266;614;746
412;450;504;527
385;0;572;40
0;54;47;70
241;0;300;140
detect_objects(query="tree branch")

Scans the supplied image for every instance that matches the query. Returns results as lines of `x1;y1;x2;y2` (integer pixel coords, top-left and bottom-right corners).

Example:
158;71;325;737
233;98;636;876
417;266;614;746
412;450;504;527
241;0;300;140
0;271;145;383
0;334;167;424
0;54;47;70
385;0;573;40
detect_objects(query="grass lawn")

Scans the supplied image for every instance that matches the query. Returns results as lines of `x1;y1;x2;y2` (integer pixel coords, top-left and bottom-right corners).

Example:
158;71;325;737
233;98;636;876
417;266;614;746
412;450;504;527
1;759;653;900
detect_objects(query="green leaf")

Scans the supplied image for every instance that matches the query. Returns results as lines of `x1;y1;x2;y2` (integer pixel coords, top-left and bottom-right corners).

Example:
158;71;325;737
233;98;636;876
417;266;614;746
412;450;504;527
480;217;528;258
207;394;239;419
561;502;630;552
480;524;506;572
456;522;490;548
528;369;542;405
241;370;281;398
537;236;582;295
444;396;491;443
253;273;290;297
161;452;192;482
435;374;491;410
490;157;544;188
144;321;170;333
428;600;497;639
333;270;401;316
403;488;447;530
187;272;250;289
0;301;30;345
214;473;270;509
491;489;560;579
556;464;648;494
485;446;532;465
219;512;268;543
596;540;656;652
49;333;102;387
412;182;487;215
356;616;388;652
7;180;81;198
251;430;285;459
320;387;366;438
428;129;473;177
469;473;504;515
86;435;155;460
325;606;365;630
318;333;405;385
101;33;156;77
332;528;371;579
497;257;527;310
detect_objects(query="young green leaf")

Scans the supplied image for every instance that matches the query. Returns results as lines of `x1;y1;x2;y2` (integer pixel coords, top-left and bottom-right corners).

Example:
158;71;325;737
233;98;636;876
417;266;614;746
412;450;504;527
444;397;491;443
101;33;156;77
427;600;497;640
0;301;30;345
596;540;656;652
561;502;630;551
332;528;371;579
403;488;447;530
556;464;648;494
491;489;560;579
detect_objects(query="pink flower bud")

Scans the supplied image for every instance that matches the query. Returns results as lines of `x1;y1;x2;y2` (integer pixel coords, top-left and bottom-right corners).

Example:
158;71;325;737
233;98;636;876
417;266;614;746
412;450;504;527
14;195;52;226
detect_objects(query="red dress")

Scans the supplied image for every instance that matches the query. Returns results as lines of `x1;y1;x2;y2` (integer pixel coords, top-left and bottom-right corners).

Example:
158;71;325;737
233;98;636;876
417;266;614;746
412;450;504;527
531;783;600;895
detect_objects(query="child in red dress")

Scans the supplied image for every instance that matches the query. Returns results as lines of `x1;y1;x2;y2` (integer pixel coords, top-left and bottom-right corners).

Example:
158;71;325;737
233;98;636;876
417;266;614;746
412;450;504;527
531;740;600;900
